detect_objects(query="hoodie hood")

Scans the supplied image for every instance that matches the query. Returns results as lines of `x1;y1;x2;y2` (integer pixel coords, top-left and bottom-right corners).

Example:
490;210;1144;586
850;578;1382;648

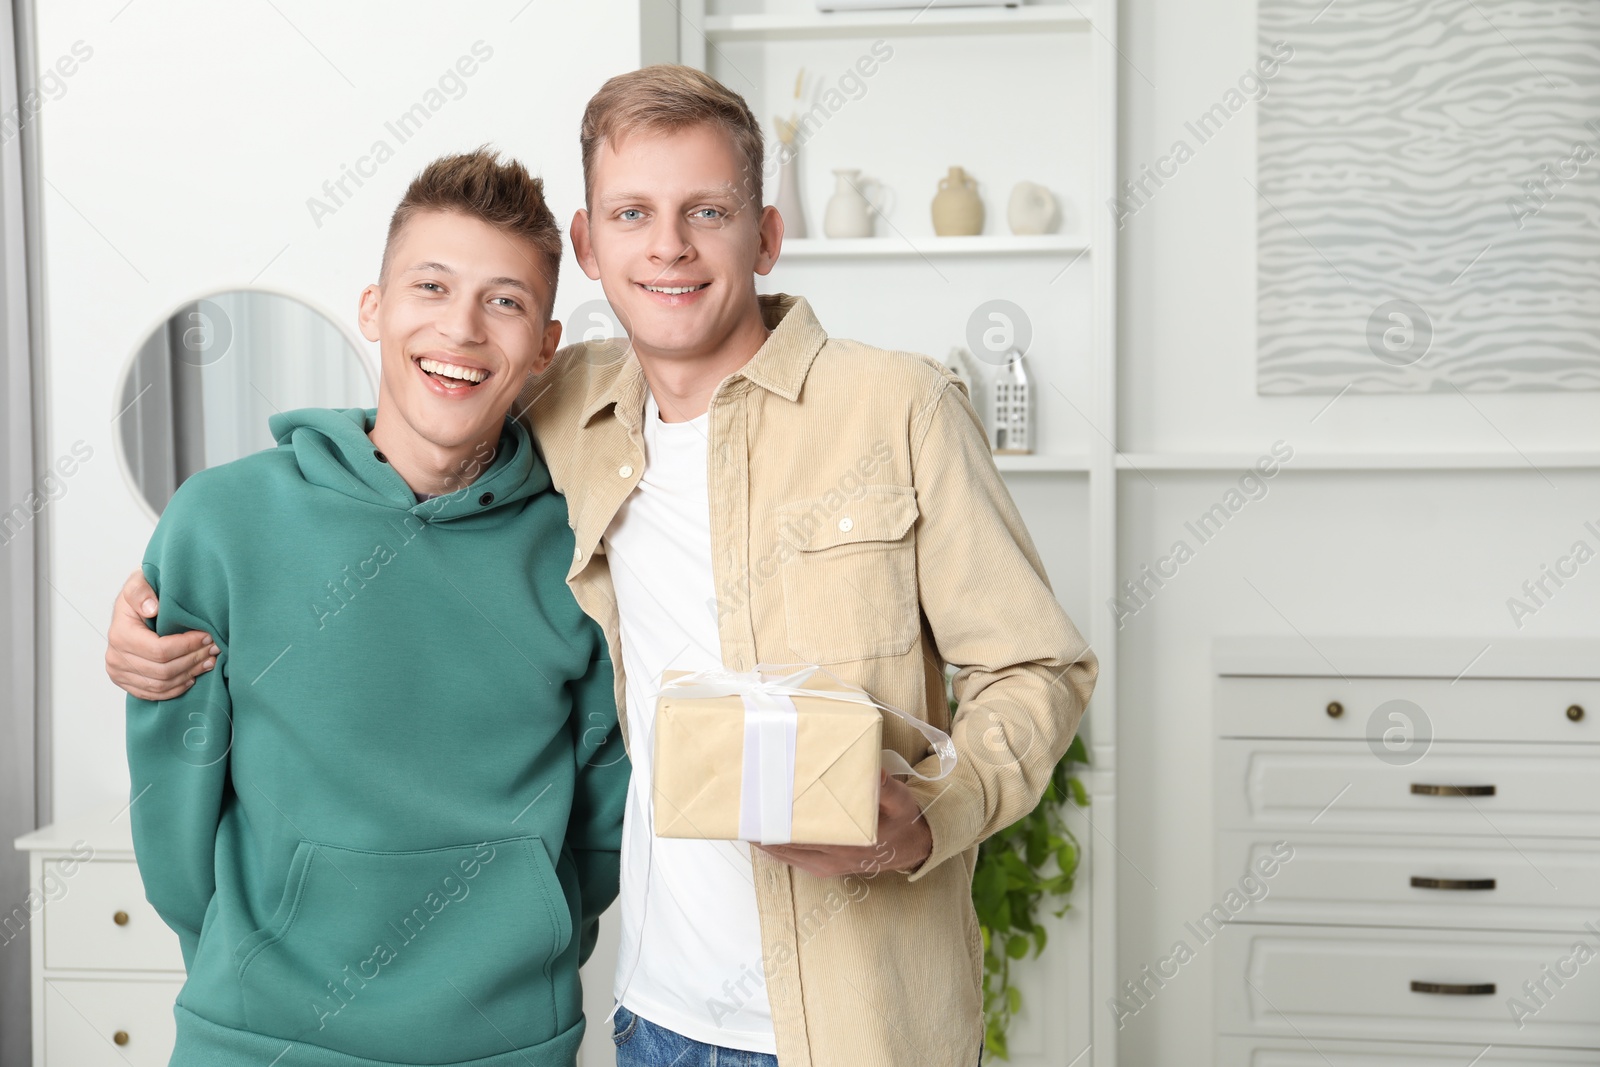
266;407;551;525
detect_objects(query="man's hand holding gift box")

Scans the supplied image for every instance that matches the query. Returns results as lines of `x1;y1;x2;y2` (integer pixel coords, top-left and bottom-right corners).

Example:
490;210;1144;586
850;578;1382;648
652;665;956;874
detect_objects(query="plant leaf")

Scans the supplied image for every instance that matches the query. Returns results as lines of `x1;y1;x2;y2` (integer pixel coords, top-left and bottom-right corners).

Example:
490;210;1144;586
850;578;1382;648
958;670;1087;1063
989;1023;1009;1062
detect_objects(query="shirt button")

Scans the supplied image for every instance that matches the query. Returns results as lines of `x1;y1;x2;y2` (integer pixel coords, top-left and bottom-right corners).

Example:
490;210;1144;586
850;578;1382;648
574;546;582;561
838;517;854;532
618;465;634;478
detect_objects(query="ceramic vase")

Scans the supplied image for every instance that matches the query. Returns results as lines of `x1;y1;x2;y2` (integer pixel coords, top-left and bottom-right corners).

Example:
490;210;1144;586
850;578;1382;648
1007;181;1059;236
824;169;879;238
773;143;807;239
931;166;983;236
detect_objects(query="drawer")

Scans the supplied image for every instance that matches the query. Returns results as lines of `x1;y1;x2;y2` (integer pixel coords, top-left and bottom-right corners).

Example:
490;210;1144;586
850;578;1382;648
1216;924;1600;1049
1217;1035;1600;1065
1215;676;1597;743
1216;740;1600;836
1217;831;1600;931
44;859;183;972
43;978;182;1067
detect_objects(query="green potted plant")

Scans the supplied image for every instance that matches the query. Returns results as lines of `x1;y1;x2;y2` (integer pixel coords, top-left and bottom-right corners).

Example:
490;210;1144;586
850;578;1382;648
952;676;1090;1061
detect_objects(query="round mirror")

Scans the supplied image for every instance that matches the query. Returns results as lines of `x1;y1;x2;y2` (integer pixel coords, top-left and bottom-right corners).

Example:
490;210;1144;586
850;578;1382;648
116;289;376;518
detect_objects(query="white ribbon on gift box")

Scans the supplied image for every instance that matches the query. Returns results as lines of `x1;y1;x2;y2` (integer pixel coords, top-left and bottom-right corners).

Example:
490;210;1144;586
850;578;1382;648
659;663;959;846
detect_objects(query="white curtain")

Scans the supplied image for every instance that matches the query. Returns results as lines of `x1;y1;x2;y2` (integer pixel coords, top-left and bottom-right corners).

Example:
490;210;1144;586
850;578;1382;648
1;1;43;1063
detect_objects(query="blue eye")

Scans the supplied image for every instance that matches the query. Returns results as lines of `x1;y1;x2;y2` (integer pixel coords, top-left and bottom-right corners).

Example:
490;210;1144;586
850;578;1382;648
619;209;643;221
492;297;521;310
694;208;723;220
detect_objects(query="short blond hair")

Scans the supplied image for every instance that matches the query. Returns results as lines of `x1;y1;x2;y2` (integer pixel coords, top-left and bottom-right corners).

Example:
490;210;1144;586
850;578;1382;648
580;65;764;216
382;147;562;312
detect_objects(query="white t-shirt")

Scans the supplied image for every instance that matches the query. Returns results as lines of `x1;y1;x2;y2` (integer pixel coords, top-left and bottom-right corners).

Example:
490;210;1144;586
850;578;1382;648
604;390;775;1053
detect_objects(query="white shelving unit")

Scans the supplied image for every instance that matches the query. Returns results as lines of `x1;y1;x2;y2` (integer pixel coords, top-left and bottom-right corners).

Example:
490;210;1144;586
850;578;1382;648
672;4;1118;1065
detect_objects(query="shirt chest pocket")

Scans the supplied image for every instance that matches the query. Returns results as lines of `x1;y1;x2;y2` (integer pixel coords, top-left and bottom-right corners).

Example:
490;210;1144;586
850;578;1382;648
775;484;920;664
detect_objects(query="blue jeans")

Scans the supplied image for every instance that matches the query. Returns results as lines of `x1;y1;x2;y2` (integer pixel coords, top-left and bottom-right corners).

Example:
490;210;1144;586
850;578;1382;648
611;1003;780;1067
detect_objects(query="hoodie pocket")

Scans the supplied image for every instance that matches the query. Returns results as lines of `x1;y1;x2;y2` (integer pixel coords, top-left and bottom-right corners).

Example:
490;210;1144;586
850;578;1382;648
234;835;573;1062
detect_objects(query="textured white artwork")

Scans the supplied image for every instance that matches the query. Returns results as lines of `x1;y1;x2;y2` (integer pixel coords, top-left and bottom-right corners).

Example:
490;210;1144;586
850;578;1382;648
1256;1;1600;394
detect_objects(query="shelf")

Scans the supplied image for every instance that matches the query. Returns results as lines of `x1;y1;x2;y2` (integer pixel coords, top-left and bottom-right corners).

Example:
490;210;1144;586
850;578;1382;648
702;6;1092;41
994;453;1089;472
778;235;1088;258
1116;451;1600;471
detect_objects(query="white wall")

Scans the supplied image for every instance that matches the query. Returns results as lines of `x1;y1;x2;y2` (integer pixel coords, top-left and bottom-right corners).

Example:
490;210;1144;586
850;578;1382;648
1115;2;1600;1065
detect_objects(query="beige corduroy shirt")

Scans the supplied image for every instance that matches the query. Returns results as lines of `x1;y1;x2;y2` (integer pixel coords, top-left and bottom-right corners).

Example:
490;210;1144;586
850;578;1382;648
514;293;1096;1067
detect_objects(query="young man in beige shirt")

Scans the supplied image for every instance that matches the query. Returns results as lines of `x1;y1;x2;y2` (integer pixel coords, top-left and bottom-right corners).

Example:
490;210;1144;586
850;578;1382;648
106;66;1095;1067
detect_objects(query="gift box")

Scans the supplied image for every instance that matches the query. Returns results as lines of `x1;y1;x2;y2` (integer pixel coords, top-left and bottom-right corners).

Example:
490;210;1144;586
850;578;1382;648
652;666;886;846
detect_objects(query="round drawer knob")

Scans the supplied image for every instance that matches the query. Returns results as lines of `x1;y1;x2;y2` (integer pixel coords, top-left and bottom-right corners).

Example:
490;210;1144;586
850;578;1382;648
1569;704;1585;722
1325;701;1344;718
113;1031;129;1046
112;911;129;926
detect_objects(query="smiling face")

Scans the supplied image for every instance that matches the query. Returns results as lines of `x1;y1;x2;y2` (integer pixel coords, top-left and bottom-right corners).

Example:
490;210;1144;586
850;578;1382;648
359;209;560;464
573;123;781;368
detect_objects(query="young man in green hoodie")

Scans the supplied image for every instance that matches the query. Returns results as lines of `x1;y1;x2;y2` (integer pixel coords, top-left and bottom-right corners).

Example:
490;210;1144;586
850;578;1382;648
122;149;628;1067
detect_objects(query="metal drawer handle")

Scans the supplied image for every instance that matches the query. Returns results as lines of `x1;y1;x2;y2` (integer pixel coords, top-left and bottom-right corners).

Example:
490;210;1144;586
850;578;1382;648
112;911;129;926
1411;981;1495;996
1411;783;1495;797
113;1031;129;1046
1410;877;1495;891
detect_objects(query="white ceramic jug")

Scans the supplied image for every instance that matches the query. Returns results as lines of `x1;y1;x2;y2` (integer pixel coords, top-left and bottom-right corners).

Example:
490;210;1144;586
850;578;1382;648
824;169;889;238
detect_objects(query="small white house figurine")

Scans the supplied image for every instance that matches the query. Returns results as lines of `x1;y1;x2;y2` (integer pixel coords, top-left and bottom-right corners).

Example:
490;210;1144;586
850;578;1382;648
990;352;1031;454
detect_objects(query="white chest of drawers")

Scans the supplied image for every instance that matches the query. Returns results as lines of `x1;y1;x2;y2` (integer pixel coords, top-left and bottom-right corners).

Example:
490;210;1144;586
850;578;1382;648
1212;638;1600;1065
13;804;184;1067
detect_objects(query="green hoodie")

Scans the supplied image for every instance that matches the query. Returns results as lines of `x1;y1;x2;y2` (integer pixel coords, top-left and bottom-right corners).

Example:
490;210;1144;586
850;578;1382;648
126;407;628;1067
